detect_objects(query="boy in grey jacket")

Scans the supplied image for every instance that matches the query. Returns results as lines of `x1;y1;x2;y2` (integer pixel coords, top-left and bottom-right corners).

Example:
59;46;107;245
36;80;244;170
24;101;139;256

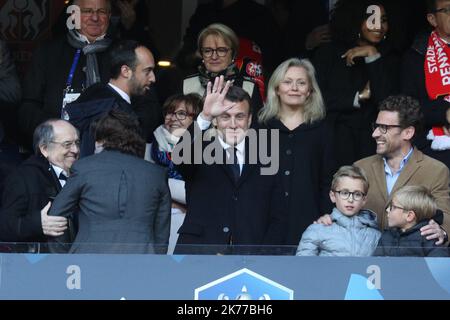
296;166;381;256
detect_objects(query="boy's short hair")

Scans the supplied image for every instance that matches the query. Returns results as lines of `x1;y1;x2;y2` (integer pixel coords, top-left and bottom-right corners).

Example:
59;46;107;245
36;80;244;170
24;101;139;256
331;165;369;193
392;186;437;222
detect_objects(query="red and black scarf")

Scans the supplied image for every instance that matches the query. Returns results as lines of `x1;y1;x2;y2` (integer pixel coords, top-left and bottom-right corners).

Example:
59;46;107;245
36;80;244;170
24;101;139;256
425;31;450;149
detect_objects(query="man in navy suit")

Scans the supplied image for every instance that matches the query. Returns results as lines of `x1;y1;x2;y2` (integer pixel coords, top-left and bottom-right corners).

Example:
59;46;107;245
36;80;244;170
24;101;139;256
65;40;159;157
174;77;286;255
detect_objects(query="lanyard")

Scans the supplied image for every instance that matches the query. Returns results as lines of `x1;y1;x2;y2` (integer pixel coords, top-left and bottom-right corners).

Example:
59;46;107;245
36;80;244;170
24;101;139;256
65;49;82;91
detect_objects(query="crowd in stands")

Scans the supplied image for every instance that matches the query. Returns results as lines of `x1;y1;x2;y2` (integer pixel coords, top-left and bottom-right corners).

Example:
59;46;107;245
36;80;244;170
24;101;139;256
0;0;449;257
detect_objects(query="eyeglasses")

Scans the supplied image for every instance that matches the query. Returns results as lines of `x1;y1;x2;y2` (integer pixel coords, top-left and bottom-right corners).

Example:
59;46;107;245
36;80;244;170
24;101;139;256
50;140;81;150
371;122;403;134
333;190;366;201
434;6;450;15
80;8;110;17
165;111;194;121
200;47;231;58
386;203;407;212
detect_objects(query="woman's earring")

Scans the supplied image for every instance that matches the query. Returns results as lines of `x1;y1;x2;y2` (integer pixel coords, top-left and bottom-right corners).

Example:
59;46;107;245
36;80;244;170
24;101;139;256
202;59;205;63
383;35;387;40
358;33;361;39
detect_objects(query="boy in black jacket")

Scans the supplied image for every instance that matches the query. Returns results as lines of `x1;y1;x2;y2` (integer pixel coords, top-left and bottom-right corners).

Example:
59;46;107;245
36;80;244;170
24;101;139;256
375;185;449;257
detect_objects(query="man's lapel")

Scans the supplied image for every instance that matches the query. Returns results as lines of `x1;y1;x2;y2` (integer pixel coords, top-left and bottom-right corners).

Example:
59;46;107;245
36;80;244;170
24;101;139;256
371;156;388;204
390;149;421;198
48;164;63;193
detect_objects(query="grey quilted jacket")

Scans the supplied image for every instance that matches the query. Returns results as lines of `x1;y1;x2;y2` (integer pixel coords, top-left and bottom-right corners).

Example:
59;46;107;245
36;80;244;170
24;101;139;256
296;208;381;256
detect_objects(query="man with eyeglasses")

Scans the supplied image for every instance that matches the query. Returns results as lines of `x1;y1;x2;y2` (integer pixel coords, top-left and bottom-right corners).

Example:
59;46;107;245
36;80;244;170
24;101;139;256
402;0;450;169
355;95;449;245
318;96;450;246
18;0;114;146
0;120;80;252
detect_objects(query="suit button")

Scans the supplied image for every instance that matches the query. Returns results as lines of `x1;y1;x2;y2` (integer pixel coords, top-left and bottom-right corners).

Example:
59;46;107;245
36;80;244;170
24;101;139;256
223;227;230;233
288;134;294;138
286;149;292;156
285;170;290;176
285;192;289;197
232;196;238;201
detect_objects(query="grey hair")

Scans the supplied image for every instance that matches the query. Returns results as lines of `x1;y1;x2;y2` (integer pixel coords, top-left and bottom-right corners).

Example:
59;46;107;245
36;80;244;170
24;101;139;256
32;119;78;155
258;58;326;125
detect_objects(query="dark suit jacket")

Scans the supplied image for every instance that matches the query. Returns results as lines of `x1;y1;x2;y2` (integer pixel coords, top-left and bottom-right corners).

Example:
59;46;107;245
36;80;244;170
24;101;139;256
49;150;171;254
174;130;287;255
0;155;60;244
65;83;134;157
68;83;162;144
355;148;450;234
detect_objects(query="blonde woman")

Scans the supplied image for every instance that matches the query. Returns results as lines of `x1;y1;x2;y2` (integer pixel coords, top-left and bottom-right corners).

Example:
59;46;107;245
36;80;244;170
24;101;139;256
258;58;336;247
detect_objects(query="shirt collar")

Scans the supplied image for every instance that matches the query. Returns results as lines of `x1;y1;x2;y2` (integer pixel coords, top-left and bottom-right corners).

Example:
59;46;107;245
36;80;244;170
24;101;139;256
51;164;67;179
383;147;414;174
108;83;131;104
218;136;246;155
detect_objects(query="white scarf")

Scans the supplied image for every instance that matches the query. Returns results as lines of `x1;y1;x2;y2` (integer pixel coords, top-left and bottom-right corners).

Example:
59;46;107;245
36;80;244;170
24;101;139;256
153;125;181;152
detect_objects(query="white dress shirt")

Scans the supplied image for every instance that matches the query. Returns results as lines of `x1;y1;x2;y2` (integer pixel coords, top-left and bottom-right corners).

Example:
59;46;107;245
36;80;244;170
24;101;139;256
51;165;68;187
108;83;131;104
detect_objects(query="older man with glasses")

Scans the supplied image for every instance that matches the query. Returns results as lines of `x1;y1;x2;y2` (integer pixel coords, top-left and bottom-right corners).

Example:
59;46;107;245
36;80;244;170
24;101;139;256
0;120;80;252
18;0;114;147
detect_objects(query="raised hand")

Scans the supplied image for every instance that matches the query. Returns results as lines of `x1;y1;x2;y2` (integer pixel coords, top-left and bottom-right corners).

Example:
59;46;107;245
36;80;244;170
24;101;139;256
201;76;235;121
342;45;378;67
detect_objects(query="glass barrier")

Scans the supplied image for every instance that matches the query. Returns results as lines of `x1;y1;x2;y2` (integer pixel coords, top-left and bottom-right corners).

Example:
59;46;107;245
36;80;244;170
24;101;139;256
0;242;448;257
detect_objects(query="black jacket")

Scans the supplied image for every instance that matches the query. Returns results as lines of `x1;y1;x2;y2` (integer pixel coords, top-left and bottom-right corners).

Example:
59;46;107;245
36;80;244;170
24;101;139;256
375;218;449;257
257;119;336;246
0;155;61;243
313;41;400;166
66;83;161;157
18;36;112;144
174;128;287;255
401;32;450;167
66;83;135;158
